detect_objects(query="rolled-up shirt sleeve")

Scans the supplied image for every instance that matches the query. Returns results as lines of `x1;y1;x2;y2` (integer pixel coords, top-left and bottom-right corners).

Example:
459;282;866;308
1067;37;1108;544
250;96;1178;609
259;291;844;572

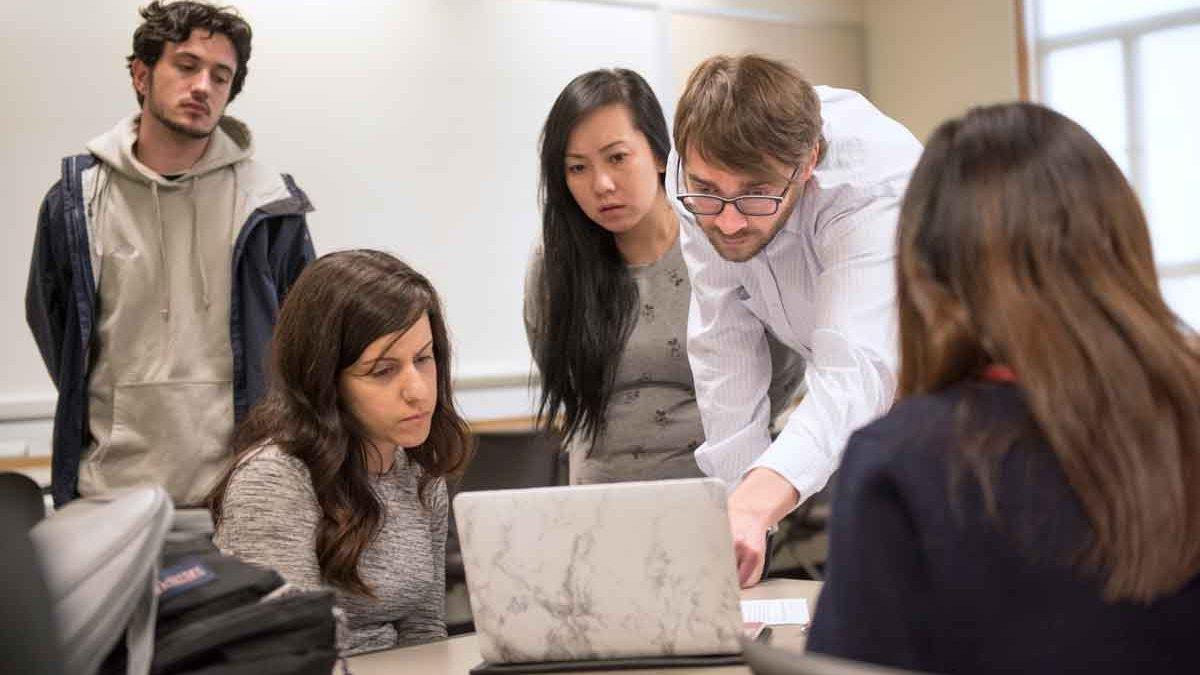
750;193;900;504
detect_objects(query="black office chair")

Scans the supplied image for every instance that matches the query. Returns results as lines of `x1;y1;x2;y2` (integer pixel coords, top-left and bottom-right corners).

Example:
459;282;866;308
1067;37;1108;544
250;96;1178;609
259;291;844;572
444;427;564;634
0;471;47;531
0;472;63;675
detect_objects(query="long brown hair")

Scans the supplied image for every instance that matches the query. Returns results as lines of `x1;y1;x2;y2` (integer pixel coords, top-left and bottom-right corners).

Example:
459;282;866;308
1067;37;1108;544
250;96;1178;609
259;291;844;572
209;250;472;596
897;102;1200;602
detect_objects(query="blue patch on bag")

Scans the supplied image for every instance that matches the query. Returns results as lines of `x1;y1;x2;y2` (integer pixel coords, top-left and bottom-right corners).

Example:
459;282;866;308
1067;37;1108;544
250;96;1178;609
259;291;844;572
157;558;217;600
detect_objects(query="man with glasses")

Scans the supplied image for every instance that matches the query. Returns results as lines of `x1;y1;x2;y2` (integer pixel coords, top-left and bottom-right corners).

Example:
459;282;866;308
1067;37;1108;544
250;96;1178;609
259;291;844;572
667;54;922;586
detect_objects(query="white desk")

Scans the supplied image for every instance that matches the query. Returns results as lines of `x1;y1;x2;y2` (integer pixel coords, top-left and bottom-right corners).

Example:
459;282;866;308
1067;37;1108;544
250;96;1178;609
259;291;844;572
345;578;821;675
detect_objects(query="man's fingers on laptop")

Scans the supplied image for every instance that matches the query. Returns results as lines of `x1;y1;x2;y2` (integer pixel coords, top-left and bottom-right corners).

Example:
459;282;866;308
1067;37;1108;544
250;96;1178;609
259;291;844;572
724;506;763;581
735;539;764;588
729;508;767;587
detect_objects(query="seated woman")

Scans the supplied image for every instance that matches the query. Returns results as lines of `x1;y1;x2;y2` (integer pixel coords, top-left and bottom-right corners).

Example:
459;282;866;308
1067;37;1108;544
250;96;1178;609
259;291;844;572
806;103;1200;673
209;250;471;656
526;68;801;484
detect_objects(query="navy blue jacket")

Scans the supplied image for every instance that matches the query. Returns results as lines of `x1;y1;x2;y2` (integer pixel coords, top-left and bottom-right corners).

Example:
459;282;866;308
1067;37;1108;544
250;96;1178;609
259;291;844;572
26;154;315;506
807;382;1200;674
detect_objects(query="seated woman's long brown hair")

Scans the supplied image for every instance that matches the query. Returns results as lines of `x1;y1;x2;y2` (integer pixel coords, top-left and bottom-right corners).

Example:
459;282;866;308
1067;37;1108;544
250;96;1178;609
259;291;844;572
208;250;471;595
897;102;1200;602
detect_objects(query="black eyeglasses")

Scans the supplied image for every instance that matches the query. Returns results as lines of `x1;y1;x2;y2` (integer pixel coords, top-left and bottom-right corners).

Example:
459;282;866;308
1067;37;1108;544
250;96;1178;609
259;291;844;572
675;163;800;216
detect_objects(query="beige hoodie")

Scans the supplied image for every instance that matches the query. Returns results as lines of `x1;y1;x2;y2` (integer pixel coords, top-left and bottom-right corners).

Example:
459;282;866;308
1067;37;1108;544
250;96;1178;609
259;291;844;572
79;113;288;506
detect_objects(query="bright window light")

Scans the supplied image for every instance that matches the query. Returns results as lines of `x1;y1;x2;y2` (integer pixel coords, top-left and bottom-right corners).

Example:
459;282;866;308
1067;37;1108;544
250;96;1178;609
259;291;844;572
1032;0;1200;326
1038;0;1200;37
1139;23;1200;266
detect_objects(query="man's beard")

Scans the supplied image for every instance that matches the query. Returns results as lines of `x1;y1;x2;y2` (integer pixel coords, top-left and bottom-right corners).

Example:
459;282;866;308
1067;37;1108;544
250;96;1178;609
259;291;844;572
146;75;218;141
705;197;799;262
154;107;216;140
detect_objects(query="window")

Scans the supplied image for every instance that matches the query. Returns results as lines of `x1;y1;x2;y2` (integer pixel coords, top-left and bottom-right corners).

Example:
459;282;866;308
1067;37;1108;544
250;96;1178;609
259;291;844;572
1027;1;1200;327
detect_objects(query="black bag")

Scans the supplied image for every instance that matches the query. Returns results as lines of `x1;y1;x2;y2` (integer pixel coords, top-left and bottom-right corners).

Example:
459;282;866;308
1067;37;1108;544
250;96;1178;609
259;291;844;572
150;540;338;675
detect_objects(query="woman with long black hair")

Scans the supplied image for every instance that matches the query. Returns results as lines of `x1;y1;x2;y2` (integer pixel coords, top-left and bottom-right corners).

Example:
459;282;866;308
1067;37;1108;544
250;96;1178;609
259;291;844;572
526;69;799;484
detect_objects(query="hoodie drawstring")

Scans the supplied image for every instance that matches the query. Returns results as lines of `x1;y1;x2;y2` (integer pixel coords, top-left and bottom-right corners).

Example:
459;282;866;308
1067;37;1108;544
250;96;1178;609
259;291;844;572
151;181;170;320
189;177;212;309
88;114;251;320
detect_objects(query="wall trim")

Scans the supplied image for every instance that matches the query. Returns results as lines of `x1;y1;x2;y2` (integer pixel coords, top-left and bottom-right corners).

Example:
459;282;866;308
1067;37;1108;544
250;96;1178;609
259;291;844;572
455;372;537;390
0;395;56;422
0;373;540;422
1160;261;1200;279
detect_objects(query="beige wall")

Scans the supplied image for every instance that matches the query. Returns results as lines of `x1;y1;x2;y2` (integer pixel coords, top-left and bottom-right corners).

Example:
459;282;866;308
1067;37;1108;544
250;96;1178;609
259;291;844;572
671;0;861;23
671;13;865;99
863;0;1021;143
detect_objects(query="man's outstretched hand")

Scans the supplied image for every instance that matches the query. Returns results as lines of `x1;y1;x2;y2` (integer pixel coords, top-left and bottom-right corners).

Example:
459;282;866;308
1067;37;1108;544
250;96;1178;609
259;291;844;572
728;467;800;588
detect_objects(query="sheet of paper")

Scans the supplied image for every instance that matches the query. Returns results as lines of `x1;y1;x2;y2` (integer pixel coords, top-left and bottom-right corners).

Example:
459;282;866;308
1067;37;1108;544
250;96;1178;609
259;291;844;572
740;598;811;625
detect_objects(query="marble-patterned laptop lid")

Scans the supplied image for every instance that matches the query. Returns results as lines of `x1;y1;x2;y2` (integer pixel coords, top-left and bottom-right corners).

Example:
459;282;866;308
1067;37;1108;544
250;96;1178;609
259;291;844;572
454;477;743;664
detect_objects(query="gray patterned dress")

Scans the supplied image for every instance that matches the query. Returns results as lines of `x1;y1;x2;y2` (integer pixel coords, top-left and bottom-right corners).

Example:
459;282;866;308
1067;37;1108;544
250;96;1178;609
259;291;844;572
525;232;803;484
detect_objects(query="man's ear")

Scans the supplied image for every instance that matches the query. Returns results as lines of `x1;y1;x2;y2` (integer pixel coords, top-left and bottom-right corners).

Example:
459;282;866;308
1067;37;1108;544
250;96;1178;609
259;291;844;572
799;145;819;182
131;59;150;99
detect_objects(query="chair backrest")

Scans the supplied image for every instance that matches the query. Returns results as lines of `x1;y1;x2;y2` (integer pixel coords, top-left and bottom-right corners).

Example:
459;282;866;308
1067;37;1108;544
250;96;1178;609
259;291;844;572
443;428;564;633
31;486;173;675
454;429;564;494
0;474;62;675
0;472;47;531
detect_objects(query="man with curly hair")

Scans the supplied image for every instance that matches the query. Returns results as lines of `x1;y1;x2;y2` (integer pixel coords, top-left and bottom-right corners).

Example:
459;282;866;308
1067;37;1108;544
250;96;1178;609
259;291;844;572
26;1;315;507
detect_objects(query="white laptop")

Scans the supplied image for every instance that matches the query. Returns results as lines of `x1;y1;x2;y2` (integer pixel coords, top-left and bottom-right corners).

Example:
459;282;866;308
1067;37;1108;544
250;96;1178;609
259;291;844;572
454;477;744;666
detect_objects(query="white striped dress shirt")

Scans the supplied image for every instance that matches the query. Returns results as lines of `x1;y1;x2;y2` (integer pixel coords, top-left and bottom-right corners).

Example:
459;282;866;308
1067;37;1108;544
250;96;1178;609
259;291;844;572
668;86;923;504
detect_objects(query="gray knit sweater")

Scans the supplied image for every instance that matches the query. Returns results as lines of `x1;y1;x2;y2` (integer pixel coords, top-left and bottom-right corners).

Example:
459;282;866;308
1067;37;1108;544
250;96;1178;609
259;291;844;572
213;445;447;655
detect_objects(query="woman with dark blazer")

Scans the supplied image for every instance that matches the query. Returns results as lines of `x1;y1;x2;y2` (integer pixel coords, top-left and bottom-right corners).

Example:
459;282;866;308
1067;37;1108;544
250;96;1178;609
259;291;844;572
806;103;1200;674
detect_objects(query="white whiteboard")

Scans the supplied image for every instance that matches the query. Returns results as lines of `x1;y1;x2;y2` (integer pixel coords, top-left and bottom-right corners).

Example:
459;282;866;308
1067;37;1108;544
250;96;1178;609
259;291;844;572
236;0;662;383
0;0;662;407
0;0;864;415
